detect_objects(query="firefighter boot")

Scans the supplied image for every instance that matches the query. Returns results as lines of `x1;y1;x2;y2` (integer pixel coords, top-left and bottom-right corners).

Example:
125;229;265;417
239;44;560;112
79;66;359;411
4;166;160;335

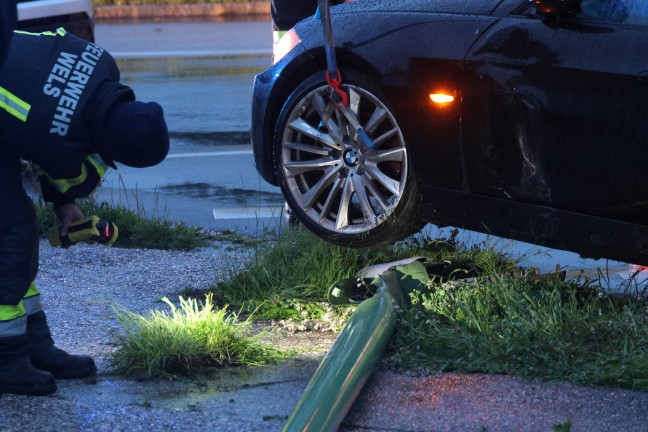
0;334;56;395
27;311;96;379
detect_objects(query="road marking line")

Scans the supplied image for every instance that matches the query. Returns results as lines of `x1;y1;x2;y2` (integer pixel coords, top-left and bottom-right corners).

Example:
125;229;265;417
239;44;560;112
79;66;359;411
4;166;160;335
212;207;284;220
166;150;253;158
112;50;272;59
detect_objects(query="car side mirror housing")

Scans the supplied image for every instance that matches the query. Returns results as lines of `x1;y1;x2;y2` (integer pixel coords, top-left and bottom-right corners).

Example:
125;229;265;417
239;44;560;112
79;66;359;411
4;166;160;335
532;0;581;18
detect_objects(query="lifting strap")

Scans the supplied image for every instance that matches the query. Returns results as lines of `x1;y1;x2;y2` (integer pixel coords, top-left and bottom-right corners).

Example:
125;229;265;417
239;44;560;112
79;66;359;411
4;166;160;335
315;0;377;149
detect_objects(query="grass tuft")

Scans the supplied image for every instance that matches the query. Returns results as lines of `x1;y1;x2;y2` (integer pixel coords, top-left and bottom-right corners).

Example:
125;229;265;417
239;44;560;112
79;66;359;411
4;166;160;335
112;293;286;376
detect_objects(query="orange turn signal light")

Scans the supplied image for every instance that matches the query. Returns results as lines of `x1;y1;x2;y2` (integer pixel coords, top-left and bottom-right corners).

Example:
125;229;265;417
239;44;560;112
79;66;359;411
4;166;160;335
429;93;455;104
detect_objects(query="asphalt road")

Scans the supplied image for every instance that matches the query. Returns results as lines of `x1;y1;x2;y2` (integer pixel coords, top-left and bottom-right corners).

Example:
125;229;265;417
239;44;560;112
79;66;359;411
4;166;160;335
93;21;285;234
95;20;273;58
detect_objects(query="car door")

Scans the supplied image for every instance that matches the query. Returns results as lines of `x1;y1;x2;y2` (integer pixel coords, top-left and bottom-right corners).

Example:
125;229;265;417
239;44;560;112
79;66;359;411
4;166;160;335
461;1;648;225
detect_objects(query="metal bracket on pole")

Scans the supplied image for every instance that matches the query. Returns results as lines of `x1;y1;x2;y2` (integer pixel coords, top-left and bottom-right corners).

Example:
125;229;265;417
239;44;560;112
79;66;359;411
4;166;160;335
316;0;347;106
315;0;377;149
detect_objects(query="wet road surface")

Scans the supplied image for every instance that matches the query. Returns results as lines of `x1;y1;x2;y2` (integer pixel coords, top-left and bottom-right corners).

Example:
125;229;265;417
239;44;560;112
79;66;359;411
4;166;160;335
94;22;285;233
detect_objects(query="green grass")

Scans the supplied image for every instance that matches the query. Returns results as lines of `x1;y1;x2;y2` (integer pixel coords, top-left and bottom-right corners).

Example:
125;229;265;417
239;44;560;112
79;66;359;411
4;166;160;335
214;227;648;390
216;227;388;321
104;223;648;388
112;294;286;377
109;227;515;376
215;227;516;323
552;421;573;432
387;271;648;390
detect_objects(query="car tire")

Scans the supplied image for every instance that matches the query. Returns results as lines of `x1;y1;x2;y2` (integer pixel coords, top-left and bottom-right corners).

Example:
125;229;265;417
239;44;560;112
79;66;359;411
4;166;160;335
273;70;424;247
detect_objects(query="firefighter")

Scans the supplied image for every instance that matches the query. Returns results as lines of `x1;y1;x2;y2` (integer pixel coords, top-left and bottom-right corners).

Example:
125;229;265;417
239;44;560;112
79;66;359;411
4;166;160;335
0;27;169;395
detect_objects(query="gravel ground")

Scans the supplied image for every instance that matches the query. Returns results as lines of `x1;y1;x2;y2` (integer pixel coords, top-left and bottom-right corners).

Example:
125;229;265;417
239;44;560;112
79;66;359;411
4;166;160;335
0;240;327;431
27;240;237;371
2;240;648;432
345;371;648;432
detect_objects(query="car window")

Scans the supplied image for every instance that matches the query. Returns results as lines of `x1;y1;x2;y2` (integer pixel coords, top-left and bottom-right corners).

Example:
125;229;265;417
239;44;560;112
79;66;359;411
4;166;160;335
514;0;648;26
578;0;648;25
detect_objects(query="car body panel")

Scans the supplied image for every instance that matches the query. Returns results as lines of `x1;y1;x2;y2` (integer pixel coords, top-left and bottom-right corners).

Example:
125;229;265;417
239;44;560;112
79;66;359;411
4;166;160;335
416;183;648;265
251;0;648;264
253;3;501;186
463;9;648;225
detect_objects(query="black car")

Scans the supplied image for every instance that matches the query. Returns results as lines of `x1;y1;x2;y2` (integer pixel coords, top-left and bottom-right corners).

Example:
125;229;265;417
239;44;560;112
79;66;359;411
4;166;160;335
251;0;648;266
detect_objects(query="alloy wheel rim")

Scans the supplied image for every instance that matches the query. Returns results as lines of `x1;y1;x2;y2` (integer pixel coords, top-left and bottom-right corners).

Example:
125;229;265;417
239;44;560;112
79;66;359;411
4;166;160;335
281;84;407;234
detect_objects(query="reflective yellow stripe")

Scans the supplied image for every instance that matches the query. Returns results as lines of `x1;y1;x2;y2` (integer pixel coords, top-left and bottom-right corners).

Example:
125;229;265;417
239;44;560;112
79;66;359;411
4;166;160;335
39;162;88;194
25;281;40;298
0;285;42;326
14;27;67;37
14;30;57;37
0;86;30;122
37;154;109;194
87;154;109;179
0;301;25;321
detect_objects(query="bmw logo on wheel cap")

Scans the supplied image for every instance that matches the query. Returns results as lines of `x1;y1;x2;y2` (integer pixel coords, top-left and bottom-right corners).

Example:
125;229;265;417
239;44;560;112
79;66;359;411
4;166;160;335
343;148;359;166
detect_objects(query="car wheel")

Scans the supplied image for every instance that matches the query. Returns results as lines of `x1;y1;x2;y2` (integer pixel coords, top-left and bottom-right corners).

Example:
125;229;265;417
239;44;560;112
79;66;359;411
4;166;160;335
274;70;424;247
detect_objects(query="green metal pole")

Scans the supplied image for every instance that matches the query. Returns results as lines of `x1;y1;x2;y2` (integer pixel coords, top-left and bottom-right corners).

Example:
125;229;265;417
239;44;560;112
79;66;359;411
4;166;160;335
283;271;404;432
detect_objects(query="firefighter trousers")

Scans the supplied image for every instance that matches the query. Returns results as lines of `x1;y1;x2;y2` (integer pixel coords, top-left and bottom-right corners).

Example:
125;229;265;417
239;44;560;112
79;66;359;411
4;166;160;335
0;152;40;337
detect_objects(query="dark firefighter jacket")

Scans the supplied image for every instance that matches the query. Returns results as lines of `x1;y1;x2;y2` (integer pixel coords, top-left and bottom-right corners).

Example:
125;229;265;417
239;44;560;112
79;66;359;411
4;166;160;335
0;28;134;208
